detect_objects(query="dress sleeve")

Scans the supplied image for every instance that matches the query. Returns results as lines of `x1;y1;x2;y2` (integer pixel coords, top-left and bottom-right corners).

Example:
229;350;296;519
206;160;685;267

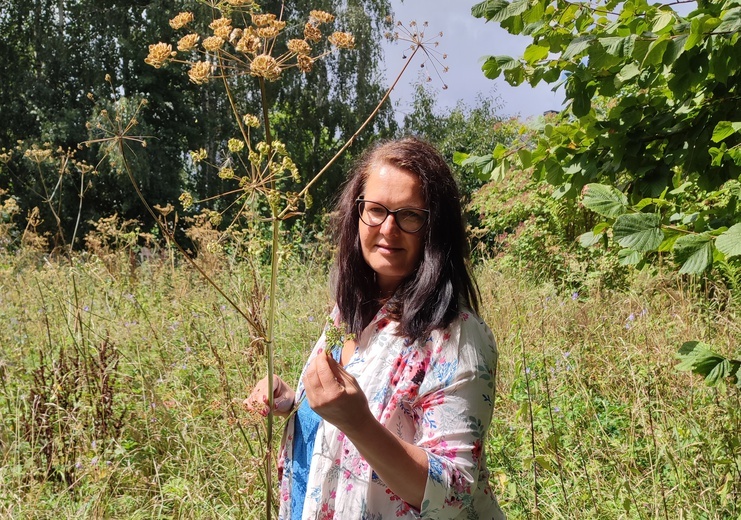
413;314;498;519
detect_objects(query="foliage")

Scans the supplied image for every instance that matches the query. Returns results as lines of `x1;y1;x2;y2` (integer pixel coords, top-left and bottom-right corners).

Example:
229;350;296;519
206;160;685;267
468;0;741;275
1;250;739;517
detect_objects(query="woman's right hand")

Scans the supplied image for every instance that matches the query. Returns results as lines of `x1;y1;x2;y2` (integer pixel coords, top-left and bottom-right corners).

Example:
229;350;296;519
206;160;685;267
244;375;295;417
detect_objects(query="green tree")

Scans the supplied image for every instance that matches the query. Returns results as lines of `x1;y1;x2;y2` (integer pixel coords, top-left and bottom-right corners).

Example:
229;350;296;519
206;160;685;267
467;0;741;274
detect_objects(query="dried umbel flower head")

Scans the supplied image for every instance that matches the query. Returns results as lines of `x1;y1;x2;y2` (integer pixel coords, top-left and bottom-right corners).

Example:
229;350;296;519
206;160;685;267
177;34;200;52
243;114;260;128
310;10;335;24
228;138;245;152
257;25;281;39
287;39;311;56
202;36;225;52
145;43;174;68
236;31;261;54
328;31;355;49
297;55;314;73
179;192;194;209
304;22;322;43
188;61;212;84
210;17;232;39
169;12;194;30
252;13;277;27
226;0;253;5
250;54;281;81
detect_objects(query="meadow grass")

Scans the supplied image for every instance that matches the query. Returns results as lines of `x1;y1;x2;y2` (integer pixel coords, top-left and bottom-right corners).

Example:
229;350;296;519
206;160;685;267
0;250;738;518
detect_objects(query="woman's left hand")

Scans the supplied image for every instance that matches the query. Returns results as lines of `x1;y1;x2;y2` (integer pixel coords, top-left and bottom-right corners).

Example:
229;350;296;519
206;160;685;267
302;349;371;434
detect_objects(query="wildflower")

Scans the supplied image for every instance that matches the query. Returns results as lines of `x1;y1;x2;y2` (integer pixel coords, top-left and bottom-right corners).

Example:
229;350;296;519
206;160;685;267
177;33;200;52
571;291;579;300
228;138;245;152
297;54;314;73
304;22;322;42
218;166;235;179
179;192;194;209
288;39;311;55
252;13;277;27
202;36;225;52
145;42;174;68
310;10;335;24
250;54;281;80
243;114;260;128
188;61;212;84
328;31;355;49
169;12;194;30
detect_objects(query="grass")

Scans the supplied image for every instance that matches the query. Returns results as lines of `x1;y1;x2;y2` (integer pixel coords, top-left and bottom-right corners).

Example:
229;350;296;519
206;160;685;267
0;249;739;518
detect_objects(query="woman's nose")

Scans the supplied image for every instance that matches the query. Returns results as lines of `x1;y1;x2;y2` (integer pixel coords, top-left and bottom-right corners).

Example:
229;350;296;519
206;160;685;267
379;212;401;235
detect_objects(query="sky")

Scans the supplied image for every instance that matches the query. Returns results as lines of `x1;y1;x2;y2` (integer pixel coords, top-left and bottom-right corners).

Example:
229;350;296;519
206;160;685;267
382;0;565;119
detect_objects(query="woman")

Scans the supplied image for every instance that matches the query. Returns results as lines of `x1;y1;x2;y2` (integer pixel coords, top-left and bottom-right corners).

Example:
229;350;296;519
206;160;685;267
247;137;504;519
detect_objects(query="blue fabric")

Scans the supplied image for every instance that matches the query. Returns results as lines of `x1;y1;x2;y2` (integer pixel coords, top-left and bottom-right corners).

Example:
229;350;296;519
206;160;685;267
291;349;341;520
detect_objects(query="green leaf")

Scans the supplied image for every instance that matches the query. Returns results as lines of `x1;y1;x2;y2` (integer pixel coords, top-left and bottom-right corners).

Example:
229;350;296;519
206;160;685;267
715;223;741;258
524;43;550;64
613;213;664;251
711;121;741;143
676;341;741;387
673;233;714;274
579;231;603;247
618;248;643;265
652;10;675;33
563;35;595;60
616;63;640;86
582;183;628;218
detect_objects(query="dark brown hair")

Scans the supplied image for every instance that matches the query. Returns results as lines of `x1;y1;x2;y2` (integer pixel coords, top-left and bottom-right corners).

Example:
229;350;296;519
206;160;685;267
331;136;479;342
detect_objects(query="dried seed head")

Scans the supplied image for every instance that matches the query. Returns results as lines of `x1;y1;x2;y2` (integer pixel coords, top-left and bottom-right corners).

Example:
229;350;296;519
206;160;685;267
210;17;232;31
145;42;174;68
256;25;280;39
287;39;311;56
328;31;355;49
226;0;253;5
179;192;194;209
304;22;322;43
252;13;276;27
188;61;212;84
242;114;260;128
297;54;314;73
202;36;225;52
169;12;194;30
236;32;261;54
310;10;335;24
228;28;243;45
228;138;245;152
218;166;235;179
214;25;232;39
177;33;200;52
250;54;281;81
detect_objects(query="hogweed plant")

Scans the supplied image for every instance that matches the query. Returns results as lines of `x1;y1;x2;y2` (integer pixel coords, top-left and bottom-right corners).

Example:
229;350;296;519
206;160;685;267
82;1;444;516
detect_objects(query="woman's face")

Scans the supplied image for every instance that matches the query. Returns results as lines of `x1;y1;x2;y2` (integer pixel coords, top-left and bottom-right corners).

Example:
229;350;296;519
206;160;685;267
359;163;426;295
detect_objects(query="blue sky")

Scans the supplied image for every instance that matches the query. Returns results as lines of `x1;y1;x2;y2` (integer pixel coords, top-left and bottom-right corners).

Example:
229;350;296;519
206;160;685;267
383;0;565;119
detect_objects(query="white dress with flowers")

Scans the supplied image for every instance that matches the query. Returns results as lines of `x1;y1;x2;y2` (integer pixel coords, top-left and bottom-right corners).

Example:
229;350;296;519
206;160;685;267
278;304;505;520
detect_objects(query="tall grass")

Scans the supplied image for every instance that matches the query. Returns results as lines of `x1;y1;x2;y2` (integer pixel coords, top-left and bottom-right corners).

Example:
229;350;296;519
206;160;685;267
0;250;738;518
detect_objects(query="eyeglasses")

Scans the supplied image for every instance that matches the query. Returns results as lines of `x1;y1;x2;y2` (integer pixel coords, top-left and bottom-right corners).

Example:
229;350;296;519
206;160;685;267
355;199;429;233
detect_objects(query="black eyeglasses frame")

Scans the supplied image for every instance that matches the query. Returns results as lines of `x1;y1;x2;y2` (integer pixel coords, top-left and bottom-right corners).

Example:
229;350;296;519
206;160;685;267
355;198;430;234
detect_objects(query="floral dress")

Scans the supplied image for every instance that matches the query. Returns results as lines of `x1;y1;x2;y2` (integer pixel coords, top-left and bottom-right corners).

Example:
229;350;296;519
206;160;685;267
278;304;505;520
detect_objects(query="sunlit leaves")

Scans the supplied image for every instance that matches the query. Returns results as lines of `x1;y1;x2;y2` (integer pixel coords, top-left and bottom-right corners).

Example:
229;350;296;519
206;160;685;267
582;183;628;218
716;223;741;258
613;213;664;251
676;341;741;388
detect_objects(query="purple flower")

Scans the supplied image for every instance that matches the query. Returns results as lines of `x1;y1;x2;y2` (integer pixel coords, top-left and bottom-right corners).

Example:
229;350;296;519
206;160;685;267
571;292;579;301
